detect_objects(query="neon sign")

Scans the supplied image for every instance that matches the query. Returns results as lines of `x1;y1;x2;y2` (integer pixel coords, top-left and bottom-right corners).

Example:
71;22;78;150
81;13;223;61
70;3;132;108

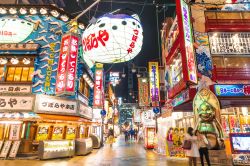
55;33;79;96
176;0;197;84
93;65;104;108
214;84;250;97
149;62;160;107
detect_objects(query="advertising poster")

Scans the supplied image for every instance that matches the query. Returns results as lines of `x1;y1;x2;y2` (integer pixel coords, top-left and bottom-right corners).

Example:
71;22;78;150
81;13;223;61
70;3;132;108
229;115;241;133
66;127;76;140
221;115;230;135
214;84;250;97
36;126;49;141
9;124;21;141
52;126;64;140
169;128;185;158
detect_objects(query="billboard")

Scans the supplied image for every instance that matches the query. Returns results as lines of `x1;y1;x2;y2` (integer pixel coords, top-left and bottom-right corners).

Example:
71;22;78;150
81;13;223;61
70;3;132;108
138;78;149;107
148;62;160;107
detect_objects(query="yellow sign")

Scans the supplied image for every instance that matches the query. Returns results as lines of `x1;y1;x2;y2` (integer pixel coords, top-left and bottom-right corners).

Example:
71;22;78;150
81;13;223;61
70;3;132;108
148;62;160;107
52;126;64;140
96;63;103;69
36;125;49;141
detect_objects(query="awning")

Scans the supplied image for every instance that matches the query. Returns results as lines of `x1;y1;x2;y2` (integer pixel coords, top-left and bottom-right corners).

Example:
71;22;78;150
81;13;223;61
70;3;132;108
0;112;40;121
38;113;92;124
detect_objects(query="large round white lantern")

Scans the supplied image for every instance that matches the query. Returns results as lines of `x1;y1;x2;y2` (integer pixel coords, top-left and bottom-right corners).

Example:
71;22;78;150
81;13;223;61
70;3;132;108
82;9;143;63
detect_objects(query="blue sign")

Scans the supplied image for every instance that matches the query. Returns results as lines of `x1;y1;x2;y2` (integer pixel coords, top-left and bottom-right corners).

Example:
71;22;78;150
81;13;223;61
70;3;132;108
100;109;106;116
214;84;250;97
153;107;160;114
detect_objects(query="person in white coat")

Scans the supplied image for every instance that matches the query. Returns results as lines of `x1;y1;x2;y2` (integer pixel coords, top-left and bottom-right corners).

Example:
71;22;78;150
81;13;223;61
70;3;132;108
184;127;200;166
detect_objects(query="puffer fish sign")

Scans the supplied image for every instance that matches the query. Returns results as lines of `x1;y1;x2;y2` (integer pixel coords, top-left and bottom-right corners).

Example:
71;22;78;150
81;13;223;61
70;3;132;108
82;9;143;63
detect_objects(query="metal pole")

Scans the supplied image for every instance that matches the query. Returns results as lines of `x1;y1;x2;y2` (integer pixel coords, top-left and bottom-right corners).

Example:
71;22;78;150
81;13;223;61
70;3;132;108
101;116;104;146
74;0;101;21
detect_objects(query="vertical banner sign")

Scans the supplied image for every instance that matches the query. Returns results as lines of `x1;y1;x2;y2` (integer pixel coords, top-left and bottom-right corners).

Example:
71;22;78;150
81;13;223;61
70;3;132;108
138;78;149;107
149;62;160;107
93;63;104;108
56;33;79;96
176;0;197;84
44;43;56;92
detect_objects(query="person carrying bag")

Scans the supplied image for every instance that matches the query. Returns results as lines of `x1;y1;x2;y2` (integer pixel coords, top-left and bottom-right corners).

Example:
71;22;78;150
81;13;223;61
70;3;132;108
183;127;200;166
195;130;211;166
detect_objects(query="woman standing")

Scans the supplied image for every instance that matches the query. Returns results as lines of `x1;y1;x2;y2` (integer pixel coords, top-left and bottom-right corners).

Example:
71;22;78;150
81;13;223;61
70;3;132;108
195;130;211;166
184;127;200;166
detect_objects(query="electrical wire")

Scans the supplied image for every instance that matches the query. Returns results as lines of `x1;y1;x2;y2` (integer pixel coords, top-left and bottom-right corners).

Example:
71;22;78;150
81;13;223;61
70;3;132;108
139;0;147;16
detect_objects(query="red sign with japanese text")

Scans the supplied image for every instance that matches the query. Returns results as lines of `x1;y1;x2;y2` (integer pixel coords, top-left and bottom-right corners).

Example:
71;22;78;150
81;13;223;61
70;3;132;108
93;69;103;108
56;33;78;96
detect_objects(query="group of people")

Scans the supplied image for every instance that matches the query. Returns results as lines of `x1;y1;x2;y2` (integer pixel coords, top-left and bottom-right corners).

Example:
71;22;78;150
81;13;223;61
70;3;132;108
167;127;211;166
124;128;138;142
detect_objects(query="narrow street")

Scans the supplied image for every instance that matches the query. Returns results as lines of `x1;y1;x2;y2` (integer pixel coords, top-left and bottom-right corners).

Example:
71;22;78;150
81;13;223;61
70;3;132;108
0;136;188;166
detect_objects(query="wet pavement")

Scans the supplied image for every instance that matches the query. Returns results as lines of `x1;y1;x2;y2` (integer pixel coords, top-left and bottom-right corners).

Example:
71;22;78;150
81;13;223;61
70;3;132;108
0;136;188;166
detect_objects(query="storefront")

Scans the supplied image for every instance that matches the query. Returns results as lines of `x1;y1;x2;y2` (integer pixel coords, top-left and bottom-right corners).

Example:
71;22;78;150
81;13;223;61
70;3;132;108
0;5;94;160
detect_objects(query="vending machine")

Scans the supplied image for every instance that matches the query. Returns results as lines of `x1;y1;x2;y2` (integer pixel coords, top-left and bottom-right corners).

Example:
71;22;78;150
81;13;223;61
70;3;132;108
144;127;156;149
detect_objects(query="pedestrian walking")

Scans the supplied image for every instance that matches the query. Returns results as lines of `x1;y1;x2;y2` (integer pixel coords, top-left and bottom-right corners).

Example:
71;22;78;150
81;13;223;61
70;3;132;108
184;127;199;166
195;130;211;166
107;128;114;147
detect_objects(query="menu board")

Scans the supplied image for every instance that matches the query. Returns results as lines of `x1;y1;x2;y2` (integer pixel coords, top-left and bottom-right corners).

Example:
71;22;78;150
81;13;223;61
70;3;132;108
9;124;21;141
0;141;12;158
240;115;250;133
9;141;21;158
229;115;241;133
221;115;230;136
52;126;64;140
65;127;76;140
36;126;49;141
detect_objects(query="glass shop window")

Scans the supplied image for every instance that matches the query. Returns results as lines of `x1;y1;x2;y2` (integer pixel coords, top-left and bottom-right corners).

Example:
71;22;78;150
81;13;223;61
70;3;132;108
168;52;183;88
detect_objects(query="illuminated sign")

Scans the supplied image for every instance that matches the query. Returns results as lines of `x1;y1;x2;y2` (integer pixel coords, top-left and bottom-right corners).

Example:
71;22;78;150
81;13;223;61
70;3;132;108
214;84;250;97
148;62;160;107
208;32;250;55
44;43;55;93
82;12;143;63
109;72;120;85
56;33;79;96
172;89;189;107
93;64;104;108
0;17;34;43
176;0;197;84
138;78;149;107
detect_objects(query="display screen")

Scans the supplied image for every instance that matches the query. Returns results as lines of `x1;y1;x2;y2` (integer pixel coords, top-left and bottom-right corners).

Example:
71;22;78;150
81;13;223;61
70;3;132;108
230;133;250;153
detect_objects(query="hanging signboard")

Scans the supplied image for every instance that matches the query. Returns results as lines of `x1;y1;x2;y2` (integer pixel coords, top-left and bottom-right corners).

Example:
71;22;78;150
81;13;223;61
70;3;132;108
0;85;31;94
93;63;104;108
148;62;160;107
213;84;250;97
78;102;93;120
109;72;120;85
9;124;21;141
0;141;12;158
176;0;197;84
8;141;21;158
35;94;77;115
138;78;149;107
55;33;79;96
172;89;190;107
208;32;250;55
0;95;34;111
0;17;34;43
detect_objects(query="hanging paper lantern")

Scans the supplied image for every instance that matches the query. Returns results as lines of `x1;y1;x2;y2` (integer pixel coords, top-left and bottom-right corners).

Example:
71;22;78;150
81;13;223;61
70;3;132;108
82;9;143;63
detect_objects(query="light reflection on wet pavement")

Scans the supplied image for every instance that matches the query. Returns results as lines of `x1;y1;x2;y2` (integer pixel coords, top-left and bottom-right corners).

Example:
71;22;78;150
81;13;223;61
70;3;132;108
0;136;188;166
